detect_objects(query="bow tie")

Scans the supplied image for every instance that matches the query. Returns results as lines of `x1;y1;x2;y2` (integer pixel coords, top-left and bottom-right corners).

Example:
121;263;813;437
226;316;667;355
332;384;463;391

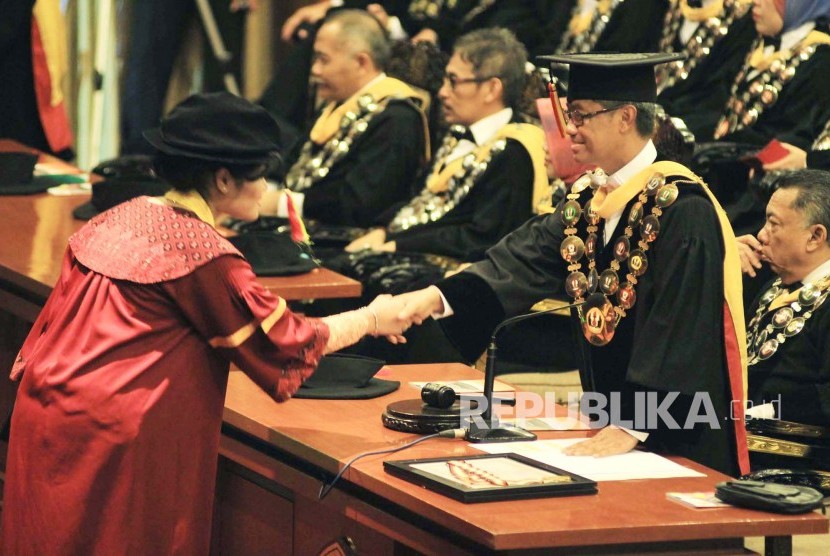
449;125;475;144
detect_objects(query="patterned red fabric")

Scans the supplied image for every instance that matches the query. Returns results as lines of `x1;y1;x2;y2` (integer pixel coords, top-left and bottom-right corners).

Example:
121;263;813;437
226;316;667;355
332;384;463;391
2;199;329;554
70;197;242;283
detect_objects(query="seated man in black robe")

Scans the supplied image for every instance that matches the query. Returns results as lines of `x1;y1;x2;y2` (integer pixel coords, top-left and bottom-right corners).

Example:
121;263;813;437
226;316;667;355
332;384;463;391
736;169;830;426
344;28;548;263
541;0;668;56
263;9;430;228
656;0;756;140
393;53;750;477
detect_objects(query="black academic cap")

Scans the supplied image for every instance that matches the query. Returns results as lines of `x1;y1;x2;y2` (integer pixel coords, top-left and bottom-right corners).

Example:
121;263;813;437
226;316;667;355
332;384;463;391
143;92;281;165
74;155;170;220
0;152;82;195
536;52;685;103
293;354;400;400
228;231;320;276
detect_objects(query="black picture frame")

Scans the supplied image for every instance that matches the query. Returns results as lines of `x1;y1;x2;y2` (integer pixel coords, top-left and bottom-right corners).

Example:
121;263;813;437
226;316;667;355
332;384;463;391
384;453;597;503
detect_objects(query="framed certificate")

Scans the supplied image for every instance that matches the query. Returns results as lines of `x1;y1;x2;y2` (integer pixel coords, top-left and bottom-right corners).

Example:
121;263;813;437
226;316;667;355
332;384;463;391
384;453;597;503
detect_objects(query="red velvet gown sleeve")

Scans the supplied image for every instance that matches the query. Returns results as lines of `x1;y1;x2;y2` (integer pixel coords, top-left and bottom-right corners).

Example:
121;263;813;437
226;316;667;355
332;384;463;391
161;254;330;401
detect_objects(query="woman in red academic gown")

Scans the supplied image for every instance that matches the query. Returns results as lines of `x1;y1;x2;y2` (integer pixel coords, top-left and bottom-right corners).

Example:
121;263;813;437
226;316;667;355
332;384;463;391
0;92;408;556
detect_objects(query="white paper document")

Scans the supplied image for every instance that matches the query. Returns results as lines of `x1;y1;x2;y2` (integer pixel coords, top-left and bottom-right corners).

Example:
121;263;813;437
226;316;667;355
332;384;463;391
475;438;705;481
500;416;590;431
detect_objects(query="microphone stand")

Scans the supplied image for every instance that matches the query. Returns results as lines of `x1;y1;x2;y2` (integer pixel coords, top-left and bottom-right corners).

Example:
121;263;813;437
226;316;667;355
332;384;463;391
466;300;584;443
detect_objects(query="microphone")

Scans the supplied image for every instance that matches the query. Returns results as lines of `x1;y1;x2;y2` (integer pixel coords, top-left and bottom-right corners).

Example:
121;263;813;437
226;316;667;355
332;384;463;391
465;298;585;443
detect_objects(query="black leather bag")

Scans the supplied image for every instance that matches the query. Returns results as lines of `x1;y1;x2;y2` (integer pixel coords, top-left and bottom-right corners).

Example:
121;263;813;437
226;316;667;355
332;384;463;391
715;479;825;514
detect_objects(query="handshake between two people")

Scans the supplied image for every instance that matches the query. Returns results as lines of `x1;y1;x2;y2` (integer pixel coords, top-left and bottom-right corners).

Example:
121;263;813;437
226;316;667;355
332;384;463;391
364;286;446;343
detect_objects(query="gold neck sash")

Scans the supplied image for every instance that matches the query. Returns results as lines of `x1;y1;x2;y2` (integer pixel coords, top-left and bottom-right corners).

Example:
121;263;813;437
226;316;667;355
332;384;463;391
749;30;830;71
426;123;549;213
163;189;216;228
308;76;430;148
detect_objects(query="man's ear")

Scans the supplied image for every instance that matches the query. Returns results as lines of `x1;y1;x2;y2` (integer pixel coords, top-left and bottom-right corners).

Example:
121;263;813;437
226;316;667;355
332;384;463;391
484;77;505;105
619;104;638;131
807;223;828;252
354;51;373;73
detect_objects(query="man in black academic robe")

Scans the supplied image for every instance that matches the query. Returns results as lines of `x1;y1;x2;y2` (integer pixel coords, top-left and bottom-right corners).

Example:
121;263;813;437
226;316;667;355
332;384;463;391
264;9;429;228
344;28;547;262
656;2;756;140
395;53;750;477
737;170;830;427
700;5;830;237
537;0;668;57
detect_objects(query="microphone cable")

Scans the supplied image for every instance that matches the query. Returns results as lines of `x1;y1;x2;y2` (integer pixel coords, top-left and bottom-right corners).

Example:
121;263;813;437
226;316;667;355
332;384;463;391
318;428;467;500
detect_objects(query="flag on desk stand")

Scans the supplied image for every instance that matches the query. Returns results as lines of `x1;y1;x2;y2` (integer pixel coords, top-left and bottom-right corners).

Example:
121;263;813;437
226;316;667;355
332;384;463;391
284;191;311;244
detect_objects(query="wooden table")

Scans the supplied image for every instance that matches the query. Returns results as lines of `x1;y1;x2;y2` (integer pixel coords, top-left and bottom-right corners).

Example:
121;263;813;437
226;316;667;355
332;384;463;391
216;363;829;555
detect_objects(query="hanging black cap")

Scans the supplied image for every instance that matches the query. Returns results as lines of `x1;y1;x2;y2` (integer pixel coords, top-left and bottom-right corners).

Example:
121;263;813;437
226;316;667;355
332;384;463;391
536;52;685;103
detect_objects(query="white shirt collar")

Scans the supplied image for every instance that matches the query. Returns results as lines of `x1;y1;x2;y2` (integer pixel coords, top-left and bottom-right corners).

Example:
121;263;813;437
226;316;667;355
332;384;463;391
468;107;514;145
608;140;658;190
781;21;816;52
803;257;830;284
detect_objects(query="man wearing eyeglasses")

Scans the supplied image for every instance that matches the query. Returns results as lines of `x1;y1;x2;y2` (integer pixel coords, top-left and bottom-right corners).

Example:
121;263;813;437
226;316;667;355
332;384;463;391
263;9;430;228
345;27;547;263
393;52;750;478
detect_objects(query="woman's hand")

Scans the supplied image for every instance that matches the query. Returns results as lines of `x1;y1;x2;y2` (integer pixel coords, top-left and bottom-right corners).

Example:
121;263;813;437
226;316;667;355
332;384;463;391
366;294;410;342
393;286;445;326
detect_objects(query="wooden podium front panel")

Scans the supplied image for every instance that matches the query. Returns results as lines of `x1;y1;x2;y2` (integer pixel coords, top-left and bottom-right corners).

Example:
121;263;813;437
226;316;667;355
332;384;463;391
212;458;294;555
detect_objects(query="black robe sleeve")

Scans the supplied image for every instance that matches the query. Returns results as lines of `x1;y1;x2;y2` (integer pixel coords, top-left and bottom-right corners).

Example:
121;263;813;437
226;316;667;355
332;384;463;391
389;139;535;261
300;100;426;227
436;208;570;359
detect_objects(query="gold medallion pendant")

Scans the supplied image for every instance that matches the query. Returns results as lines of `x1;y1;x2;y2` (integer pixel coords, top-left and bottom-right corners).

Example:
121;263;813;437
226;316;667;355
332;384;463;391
560;170;681;346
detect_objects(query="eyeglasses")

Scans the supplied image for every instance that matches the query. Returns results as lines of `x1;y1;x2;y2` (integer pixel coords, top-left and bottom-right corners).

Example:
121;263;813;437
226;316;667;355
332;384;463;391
564;105;626;127
442;72;497;91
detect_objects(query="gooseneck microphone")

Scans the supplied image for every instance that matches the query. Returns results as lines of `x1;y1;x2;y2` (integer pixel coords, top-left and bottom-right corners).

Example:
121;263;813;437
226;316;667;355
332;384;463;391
465;299;585;443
